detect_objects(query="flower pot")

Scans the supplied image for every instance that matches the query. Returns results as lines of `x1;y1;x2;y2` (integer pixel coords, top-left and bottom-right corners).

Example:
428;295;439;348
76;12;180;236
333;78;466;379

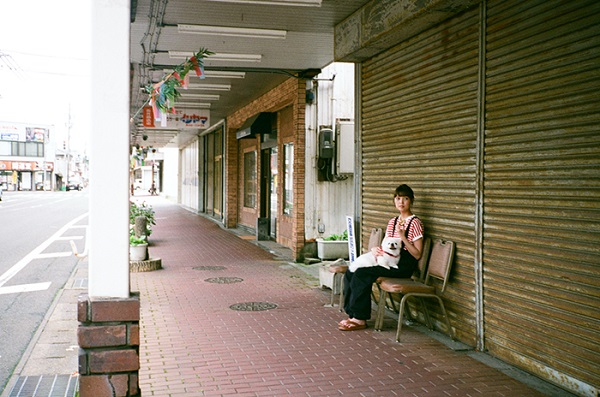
130;243;148;261
316;239;349;260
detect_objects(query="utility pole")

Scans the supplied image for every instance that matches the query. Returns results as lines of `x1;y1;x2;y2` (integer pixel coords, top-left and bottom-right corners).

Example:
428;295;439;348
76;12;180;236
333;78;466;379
66;104;72;187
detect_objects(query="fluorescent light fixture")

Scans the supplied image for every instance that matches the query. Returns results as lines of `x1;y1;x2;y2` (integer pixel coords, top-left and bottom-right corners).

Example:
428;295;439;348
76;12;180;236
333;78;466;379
180;93;220;101
202;0;321;6
178;24;286;39
186;83;231;91
169;51;262;62
204;70;246;79
162;69;246;79
176;102;212;109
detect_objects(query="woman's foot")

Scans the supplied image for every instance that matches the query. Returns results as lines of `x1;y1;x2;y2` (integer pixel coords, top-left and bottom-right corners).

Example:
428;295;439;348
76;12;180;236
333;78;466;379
338;318;367;331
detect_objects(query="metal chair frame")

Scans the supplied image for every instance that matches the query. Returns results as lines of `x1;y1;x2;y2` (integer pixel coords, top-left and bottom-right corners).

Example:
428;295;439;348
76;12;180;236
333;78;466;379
374;236;432;315
374;239;455;342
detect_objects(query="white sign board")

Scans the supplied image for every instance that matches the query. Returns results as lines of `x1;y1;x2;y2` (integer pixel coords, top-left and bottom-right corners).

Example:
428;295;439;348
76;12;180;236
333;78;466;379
346;215;357;264
152;108;210;129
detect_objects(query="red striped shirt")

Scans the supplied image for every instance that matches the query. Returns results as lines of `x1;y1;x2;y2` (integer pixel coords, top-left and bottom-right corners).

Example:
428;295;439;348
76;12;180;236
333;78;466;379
385;215;424;249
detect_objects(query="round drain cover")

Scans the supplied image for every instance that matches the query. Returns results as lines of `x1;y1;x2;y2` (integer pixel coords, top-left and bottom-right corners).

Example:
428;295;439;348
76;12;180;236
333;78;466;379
205;277;244;284
193;266;226;271
229;302;278;311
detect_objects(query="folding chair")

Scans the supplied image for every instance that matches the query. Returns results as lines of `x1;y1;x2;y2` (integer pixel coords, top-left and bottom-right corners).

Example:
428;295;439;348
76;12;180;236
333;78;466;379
328;259;348;310
328;227;382;311
374;239;455;342
374;236;431;313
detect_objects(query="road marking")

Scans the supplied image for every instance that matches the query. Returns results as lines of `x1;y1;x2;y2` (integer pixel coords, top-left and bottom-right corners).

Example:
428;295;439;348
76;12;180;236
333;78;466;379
0;213;88;288
36;252;74;258
0;282;51;295
56;236;83;240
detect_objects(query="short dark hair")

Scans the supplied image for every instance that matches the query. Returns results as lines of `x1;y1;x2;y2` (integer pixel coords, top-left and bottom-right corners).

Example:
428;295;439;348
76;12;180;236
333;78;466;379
394;184;414;201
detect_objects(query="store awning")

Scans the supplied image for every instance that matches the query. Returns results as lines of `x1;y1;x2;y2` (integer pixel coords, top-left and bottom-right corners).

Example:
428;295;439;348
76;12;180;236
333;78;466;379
236;112;274;139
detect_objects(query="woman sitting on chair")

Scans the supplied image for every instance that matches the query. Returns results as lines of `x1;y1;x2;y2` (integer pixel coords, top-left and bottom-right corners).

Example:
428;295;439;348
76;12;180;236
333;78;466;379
338;184;424;331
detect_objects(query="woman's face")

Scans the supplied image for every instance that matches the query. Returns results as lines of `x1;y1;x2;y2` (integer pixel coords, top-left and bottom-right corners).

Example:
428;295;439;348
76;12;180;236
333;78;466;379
394;195;412;212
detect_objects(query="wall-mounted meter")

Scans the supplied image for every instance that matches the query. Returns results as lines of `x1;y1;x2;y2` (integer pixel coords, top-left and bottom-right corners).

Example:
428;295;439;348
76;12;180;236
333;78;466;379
319;128;334;159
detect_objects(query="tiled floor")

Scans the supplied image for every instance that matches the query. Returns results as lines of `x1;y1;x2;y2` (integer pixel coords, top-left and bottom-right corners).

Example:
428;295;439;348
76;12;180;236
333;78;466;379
130;197;562;397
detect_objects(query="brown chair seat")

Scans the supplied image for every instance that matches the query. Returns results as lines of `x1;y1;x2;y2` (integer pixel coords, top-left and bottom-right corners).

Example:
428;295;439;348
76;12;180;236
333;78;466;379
379;278;435;295
328;264;348;274
326;261;347;310
374;238;455;342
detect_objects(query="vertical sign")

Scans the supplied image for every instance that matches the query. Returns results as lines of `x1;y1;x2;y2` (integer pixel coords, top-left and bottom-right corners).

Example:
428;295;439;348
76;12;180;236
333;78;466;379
346;215;357;264
142;106;155;127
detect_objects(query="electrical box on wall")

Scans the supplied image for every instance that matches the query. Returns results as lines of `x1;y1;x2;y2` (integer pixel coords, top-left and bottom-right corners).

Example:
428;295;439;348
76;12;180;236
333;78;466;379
319;128;335;159
337;120;354;174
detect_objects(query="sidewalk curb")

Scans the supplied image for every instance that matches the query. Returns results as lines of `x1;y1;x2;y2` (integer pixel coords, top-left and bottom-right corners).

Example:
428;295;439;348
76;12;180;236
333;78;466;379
1;260;82;397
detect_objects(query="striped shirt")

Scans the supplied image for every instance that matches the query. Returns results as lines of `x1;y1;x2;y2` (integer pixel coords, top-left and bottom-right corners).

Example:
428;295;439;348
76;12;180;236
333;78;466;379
385;215;424;249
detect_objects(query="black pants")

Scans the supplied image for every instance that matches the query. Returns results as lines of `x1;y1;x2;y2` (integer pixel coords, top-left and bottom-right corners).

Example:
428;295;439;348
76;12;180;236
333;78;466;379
343;262;415;321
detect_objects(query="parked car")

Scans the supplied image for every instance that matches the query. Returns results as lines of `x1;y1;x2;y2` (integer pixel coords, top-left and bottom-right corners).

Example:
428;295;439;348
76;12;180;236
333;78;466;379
66;181;82;191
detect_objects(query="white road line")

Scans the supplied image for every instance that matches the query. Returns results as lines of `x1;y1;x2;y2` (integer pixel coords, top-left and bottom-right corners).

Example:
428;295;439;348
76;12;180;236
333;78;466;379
35;252;74;259
0;282;52;295
0;213;89;288
56;236;83;241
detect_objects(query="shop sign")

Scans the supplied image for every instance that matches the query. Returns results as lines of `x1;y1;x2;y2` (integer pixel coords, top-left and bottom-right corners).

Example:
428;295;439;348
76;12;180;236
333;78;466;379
11;161;36;171
142;106;155;127
346;215;357;264
0;123;25;141
146;108;210;129
26;127;47;143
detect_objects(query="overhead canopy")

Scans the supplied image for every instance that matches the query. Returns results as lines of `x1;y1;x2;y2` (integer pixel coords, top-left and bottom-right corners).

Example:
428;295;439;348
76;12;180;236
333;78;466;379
236;113;275;139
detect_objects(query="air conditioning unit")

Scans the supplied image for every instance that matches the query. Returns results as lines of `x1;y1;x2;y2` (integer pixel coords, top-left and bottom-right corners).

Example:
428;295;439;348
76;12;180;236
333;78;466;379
336;120;354;174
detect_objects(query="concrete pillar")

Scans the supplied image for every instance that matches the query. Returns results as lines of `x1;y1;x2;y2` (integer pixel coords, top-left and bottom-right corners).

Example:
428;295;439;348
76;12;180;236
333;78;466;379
89;0;130;299
80;1;139;395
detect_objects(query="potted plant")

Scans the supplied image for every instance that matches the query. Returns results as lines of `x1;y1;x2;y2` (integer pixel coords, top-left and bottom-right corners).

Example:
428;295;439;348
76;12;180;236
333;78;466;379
317;230;349;260
129;234;148;261
129;201;155;238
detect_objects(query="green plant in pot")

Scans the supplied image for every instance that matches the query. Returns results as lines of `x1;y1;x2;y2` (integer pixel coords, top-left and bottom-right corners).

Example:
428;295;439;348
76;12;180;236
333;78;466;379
130;234;147;246
130;201;155;239
129;232;148;261
322;230;348;241
317;230;349;260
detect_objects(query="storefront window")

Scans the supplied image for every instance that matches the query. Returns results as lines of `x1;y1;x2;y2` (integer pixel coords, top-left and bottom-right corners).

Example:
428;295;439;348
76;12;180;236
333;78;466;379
283;143;293;215
244;150;257;208
0;141;10;155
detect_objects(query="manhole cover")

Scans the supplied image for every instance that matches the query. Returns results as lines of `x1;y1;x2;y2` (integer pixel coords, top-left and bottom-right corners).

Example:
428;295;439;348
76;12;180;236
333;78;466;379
229;302;278;311
205;277;244;284
193;266;226;271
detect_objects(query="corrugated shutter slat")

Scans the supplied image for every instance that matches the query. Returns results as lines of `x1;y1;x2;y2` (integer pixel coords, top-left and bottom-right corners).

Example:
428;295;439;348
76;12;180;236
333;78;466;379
484;0;600;387
361;7;480;345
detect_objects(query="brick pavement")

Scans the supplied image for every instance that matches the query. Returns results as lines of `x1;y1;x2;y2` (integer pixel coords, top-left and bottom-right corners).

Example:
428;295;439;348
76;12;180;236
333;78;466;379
130;197;568;397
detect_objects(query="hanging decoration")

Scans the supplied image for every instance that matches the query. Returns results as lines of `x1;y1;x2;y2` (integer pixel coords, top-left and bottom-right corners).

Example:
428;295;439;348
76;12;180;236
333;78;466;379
144;48;214;121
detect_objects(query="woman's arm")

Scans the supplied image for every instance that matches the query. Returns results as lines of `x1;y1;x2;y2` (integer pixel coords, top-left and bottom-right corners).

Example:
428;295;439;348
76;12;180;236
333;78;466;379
398;218;424;259
404;237;423;260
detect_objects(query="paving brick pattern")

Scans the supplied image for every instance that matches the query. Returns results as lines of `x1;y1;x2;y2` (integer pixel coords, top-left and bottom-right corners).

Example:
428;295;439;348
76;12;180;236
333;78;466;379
131;201;548;397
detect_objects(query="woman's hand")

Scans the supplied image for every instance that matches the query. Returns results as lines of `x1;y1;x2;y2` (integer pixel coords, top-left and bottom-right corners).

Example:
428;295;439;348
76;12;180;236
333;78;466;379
396;223;409;244
371;246;383;257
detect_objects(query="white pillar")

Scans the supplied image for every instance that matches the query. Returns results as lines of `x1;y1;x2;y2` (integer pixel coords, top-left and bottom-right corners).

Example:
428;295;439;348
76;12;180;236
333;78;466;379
88;0;130;298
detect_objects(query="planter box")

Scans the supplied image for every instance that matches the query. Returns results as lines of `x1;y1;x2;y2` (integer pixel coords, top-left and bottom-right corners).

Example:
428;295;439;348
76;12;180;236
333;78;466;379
130;244;148;261
316;239;349;260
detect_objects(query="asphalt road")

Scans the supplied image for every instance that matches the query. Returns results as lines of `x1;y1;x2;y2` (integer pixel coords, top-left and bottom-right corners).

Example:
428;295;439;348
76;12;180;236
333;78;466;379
0;190;88;392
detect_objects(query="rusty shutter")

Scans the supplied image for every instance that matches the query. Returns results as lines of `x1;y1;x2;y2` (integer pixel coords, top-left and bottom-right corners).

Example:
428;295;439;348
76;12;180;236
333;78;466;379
361;7;481;345
484;0;600;392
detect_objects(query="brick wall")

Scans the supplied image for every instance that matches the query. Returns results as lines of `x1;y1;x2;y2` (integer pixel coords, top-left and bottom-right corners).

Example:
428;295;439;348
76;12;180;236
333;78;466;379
77;293;140;397
226;78;306;259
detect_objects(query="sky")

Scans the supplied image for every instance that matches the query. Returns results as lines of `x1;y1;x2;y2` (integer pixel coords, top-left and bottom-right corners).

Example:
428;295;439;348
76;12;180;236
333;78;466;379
0;0;91;151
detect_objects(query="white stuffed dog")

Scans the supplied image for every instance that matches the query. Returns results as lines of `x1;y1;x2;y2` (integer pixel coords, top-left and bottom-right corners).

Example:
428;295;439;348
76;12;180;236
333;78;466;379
348;236;401;272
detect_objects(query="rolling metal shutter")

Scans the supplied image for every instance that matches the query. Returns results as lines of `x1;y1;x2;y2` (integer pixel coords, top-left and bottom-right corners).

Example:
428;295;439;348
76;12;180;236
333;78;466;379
484;0;600;392
361;7;480;345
